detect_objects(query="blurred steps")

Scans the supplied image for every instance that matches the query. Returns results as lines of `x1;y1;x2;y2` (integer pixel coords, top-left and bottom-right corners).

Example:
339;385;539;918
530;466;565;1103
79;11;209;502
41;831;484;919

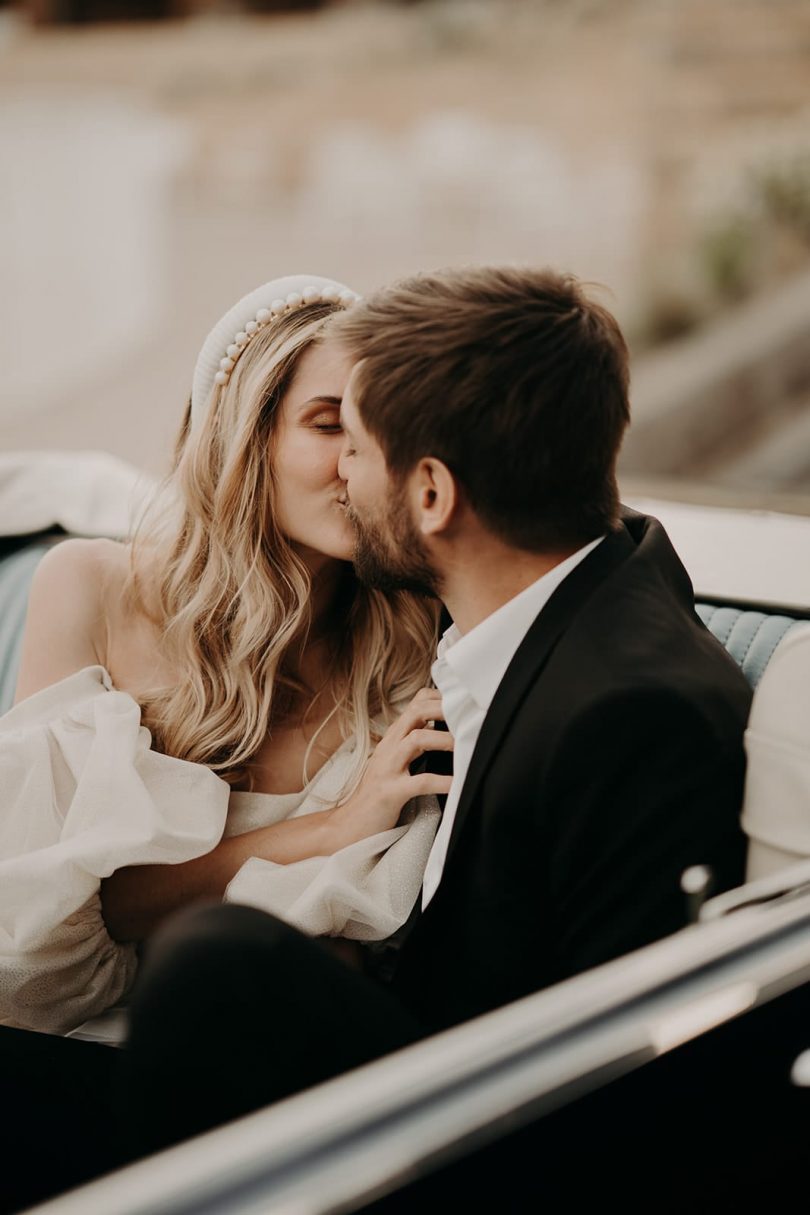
708;396;810;493
622;268;810;505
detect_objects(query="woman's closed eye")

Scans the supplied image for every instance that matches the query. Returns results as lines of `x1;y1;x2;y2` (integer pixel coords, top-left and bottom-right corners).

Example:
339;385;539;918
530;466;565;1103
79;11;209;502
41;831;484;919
311;414;343;433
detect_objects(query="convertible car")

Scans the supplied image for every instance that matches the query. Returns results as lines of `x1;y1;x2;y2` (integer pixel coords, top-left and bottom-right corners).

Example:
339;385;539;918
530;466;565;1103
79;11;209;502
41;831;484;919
6;488;810;1215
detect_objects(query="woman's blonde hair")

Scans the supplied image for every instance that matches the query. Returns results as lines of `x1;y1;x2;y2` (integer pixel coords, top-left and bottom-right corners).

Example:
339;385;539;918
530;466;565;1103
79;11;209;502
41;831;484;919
128;301;439;790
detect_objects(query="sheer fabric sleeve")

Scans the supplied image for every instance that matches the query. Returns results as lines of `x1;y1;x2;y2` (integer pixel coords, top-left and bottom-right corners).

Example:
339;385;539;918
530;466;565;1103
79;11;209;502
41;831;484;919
0;667;229;1033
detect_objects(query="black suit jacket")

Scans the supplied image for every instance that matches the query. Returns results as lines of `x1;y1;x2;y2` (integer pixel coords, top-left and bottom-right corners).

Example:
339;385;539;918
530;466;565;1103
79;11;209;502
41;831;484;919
387;509;752;1031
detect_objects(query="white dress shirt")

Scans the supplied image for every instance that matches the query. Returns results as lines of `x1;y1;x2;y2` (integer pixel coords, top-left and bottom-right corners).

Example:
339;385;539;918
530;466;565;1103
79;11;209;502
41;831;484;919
422;536;604;909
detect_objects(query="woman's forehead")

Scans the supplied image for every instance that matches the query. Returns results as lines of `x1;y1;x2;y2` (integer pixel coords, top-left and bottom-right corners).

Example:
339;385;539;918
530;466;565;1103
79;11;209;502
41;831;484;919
287;340;353;402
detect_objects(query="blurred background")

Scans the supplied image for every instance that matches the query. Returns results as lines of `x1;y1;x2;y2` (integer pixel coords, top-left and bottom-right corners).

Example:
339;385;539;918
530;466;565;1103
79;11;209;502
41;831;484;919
1;0;810;511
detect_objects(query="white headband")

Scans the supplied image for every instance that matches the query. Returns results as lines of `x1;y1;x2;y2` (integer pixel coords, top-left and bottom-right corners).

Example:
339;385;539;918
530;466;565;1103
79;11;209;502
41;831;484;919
190;274;361;432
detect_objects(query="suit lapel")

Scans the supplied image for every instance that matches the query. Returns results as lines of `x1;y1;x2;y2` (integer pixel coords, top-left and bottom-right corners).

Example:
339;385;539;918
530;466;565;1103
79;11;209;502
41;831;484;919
439;522;636;874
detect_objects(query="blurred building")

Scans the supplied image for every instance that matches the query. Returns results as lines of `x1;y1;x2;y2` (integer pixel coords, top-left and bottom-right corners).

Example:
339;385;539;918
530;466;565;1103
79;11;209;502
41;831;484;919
2;0;809;506
23;0;329;26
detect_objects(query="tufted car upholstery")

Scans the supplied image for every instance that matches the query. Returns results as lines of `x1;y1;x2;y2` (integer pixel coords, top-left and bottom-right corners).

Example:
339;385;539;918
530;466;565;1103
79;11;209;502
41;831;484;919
695;604;802;689
0;537;61;713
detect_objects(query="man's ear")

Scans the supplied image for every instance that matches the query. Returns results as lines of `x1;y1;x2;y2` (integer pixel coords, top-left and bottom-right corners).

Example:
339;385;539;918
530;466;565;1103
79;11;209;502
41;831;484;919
409;458;459;537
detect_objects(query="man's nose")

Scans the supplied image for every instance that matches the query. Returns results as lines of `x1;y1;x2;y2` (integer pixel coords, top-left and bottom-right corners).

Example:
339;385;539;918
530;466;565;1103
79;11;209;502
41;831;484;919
337;444;350;484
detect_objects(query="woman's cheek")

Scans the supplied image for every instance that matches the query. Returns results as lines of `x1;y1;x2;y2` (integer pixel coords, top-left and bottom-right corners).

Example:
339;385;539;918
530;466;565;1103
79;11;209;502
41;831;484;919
316;443;342;485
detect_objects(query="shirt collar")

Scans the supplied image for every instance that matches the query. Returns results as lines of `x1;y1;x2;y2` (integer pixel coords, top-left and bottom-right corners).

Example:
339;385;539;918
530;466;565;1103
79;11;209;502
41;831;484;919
433;536;604;711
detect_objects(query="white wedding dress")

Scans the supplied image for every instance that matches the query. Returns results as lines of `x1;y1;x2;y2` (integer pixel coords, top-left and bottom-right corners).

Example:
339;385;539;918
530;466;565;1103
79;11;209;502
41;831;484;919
0;667;439;1036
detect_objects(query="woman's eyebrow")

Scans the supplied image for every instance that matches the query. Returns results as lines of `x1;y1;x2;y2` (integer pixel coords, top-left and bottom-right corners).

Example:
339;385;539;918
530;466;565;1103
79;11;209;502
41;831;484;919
301;395;342;409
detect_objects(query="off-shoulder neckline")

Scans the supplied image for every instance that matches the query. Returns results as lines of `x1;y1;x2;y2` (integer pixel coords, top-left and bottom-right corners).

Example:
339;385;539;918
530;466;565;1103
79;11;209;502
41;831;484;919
230;734;355;801
6;665;358;802
11;664;356;802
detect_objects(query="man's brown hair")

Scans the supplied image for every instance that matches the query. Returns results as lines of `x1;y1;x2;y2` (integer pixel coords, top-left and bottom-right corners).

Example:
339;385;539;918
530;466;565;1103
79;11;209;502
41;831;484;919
331;266;631;552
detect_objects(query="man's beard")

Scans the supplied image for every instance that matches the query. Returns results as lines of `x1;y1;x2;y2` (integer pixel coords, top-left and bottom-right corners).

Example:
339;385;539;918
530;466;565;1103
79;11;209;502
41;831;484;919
346;500;440;598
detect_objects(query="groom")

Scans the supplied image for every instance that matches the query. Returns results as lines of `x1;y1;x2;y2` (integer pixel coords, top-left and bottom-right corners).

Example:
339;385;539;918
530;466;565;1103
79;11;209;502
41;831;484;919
120;266;751;1148
327;265;752;1028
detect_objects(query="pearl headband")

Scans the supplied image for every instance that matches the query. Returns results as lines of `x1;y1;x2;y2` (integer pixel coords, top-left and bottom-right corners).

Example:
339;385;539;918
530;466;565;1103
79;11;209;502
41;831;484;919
190;274;361;432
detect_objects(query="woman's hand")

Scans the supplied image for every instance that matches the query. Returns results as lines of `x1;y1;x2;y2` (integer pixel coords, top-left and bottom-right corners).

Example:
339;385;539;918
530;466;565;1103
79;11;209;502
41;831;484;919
102;690;452;943
326;688;454;850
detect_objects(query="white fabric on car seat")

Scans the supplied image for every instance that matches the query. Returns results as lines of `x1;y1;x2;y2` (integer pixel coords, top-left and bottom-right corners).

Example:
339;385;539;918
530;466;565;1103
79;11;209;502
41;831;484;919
742;623;810;880
0;450;155;540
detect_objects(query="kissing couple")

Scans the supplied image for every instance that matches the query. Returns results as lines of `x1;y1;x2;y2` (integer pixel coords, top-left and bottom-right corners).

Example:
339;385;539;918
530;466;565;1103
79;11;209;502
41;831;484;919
0;265;751;1208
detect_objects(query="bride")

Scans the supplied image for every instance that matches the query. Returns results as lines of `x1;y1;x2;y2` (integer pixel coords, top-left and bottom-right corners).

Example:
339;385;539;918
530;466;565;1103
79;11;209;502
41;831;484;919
0;274;452;1041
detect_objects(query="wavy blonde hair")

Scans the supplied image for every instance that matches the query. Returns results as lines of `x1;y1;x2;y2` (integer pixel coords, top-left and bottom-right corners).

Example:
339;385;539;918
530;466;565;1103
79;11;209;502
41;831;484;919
128;301;439;791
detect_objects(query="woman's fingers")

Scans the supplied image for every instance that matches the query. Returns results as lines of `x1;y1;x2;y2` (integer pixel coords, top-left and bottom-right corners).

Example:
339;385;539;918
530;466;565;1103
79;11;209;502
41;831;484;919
400;728;454;765
405;689;444;717
410;772;454;799
394;691;445;738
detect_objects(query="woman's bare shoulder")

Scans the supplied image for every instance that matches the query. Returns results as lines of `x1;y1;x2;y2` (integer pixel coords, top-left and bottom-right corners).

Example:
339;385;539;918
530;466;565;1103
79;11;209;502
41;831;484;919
13;538;133;703
31;537;132;610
